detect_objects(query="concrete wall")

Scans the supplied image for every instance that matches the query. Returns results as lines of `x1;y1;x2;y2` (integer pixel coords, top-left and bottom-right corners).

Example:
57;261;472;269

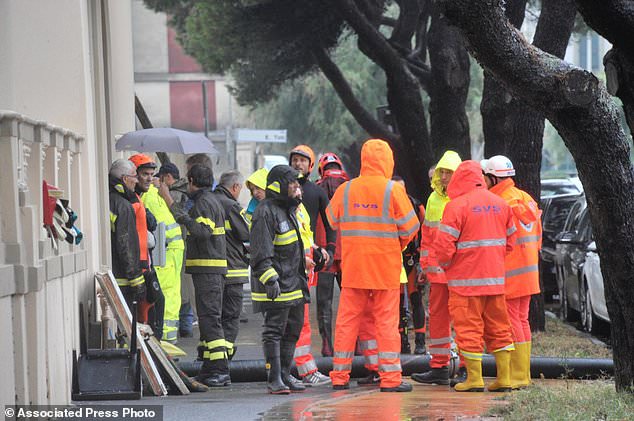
0;0;136;405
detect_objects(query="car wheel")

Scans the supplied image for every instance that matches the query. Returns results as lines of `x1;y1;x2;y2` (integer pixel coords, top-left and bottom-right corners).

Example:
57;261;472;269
581;282;596;334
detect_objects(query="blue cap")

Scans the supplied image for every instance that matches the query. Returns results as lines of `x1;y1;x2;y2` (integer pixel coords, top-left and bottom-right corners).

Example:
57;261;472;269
157;162;180;179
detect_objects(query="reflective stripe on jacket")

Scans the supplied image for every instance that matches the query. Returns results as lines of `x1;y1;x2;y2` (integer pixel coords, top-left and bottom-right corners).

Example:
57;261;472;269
435;161;516;296
490;178;541;299
141;184;184;250
326;139;419;290
250;201;308;312
109;179;144;286
170;188;228;275
420;151;461;284
214;185;250;284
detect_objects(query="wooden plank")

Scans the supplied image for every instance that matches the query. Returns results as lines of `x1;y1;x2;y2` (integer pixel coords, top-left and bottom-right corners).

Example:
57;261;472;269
145;335;190;395
95;271;167;396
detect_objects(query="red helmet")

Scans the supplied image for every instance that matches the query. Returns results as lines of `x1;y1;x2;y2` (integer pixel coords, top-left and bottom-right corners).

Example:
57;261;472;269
129;153;156;170
318;152;343;177
289;145;316;172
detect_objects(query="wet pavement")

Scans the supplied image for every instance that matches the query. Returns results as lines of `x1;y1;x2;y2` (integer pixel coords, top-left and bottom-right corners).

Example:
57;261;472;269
136;286;508;420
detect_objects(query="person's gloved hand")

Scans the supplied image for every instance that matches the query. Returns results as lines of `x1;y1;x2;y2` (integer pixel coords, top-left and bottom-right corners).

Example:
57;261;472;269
313;247;326;272
416;270;428;286
265;279;281;300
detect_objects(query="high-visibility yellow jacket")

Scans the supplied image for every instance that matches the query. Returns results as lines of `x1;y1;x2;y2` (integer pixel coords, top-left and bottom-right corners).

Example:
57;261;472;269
141;184;184;250
420;151;461;284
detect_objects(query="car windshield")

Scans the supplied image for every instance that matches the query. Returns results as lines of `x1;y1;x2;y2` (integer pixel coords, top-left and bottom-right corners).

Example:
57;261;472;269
541;182;581;197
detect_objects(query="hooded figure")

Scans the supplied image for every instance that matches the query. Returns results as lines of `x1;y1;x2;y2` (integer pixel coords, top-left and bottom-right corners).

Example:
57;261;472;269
250;164;309;395
433;160;516;393
411;150;463;386
326;139;419;393
244;168;269;223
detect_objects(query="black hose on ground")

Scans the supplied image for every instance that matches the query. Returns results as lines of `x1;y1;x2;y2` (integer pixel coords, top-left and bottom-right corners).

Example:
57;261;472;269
177;355;612;383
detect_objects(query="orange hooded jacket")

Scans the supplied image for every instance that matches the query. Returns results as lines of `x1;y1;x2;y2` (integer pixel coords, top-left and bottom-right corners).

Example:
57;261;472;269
435;161;517;296
489;178;542;298
326;139;419;289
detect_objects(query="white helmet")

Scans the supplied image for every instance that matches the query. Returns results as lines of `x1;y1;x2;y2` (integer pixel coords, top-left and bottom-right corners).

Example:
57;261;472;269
481;155;515;177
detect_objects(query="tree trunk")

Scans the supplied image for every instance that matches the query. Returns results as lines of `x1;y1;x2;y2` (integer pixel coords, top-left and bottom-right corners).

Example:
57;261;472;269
480;0;528;157
443;0;634;392
507;0;577;332
428;5;471;160
575;0;634;136
338;0;434;198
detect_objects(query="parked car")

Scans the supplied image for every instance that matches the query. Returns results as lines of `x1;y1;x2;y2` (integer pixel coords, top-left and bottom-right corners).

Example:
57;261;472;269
541;177;582;197
580;241;610;332
539;191;583;301
553;194;610;332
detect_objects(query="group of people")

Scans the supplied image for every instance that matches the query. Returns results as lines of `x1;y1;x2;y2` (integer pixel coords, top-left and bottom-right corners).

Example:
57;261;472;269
108;136;541;395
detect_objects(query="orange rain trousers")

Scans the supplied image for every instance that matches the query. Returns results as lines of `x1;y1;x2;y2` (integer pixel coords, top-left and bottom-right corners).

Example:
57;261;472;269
448;292;514;355
428;283;452;368
506;296;532;343
331;288;401;388
293;303;318;377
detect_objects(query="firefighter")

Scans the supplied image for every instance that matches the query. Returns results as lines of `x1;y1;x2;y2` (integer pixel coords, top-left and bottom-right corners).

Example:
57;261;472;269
434;160;517;392
314;153;349;357
250;165;309;394
168;164;230;387
482;155;541;389
392;176;427;355
108;159;145;310
411;151;462;385
288;145;333;386
131;154;185;344
213;170;251;361
327;139;419;392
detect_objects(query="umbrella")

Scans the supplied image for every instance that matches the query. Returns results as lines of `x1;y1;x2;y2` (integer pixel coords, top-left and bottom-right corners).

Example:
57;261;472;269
116;128;219;154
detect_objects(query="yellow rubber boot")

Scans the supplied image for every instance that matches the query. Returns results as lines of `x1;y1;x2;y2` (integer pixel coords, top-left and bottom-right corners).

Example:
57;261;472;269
454;358;484;392
487;350;512;392
524;341;533;387
510;343;527;389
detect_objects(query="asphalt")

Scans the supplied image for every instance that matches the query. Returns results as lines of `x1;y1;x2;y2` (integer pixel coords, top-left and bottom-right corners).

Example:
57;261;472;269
74;286;508;420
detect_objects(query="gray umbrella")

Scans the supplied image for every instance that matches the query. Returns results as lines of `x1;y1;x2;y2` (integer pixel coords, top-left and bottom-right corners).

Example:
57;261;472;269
116;128;219;154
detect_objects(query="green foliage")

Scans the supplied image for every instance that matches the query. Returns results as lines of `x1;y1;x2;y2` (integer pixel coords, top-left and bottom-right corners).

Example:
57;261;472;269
250;32;387;154
144;0;345;105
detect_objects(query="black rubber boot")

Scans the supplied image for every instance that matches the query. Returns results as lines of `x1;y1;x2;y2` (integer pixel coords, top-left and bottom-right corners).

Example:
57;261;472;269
263;342;290;395
380;382;413;392
280;342;306;392
316;272;335;357
450;366;468;387
414;333;426;355
356;371;380;386
202;373;231;387
411;367;450;385
400;332;411;354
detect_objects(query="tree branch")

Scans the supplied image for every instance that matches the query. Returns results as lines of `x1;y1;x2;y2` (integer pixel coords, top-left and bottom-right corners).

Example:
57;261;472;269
390;0;421;49
312;46;399;144
575;0;634;54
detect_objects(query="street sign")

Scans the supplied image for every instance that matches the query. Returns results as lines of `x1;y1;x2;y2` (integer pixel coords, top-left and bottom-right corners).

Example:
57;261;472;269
233;129;287;143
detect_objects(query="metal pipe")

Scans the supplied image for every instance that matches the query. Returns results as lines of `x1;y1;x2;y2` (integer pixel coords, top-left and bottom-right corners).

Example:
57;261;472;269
178;355;613;383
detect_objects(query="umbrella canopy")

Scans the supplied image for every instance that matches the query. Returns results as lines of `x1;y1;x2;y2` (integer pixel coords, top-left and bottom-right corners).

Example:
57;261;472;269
116;128;219;154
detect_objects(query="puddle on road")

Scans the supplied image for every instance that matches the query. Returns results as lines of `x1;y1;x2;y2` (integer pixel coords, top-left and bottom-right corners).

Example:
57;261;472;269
260;383;506;420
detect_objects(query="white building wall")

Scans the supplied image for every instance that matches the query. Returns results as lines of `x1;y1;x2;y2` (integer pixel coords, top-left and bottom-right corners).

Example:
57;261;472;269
0;0;136;405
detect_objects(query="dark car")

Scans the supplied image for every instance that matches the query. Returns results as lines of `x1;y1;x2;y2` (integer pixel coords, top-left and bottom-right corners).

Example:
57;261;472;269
553;194;592;322
541;177;582;198
539;192;584;301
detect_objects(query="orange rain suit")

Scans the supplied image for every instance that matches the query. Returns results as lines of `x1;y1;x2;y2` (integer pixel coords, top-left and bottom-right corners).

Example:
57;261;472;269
489;178;541;343
435;161;516;361
419;151;462;368
326;139;419;388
